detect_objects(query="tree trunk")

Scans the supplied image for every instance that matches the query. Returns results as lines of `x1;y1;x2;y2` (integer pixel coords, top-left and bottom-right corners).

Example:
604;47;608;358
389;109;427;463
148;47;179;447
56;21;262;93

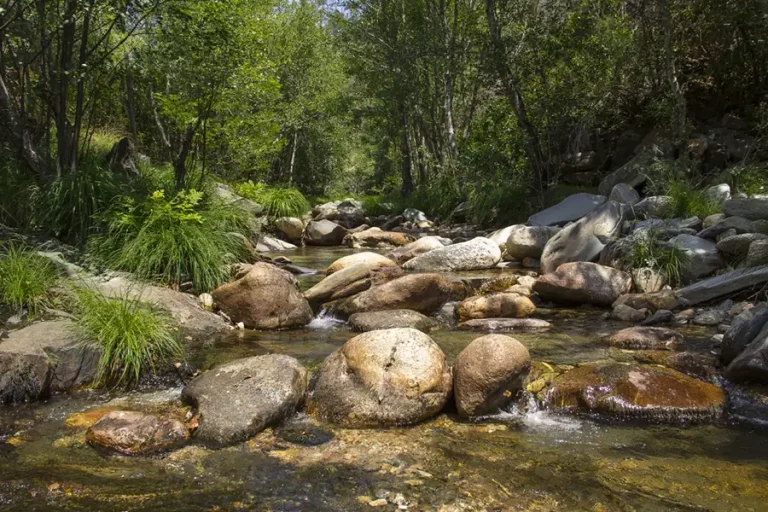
399;106;414;197
660;0;686;139
288;129;298;186
485;0;547;192
71;0;95;171
174;120;200;192
56;0;78;175
124;64;138;144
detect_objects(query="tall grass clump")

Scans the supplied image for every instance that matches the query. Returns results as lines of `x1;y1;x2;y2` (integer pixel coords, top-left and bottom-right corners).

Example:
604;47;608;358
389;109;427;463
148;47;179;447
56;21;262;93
89;189;249;292
666;180;721;219
0;152;39;229
0;244;57;316
620;230;691;287
75;287;182;387
236;181;309;218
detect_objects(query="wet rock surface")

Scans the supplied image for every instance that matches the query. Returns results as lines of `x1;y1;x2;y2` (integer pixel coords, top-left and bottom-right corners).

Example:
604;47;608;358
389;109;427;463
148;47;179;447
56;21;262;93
335;273;461;316
86;410;188;456
457;292;536;321
348;309;438;332
609;326;685;350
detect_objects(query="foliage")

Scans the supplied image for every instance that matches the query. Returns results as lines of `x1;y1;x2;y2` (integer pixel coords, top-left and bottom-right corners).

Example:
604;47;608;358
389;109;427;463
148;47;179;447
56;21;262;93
236;181;309;218
89;190;249;293
0;244;57;316
732;164;768;196
620;231;691;288
0;152;38;229
666;180;721;219
74;287;182;388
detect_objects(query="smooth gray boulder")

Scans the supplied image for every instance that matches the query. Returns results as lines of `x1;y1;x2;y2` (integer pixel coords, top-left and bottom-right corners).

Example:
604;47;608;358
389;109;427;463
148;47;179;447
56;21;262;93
403;208;428;224
403;237;501;272
488;225;521;249
723;198;768;220
633;196;673;219
721;303;768;364
181;355;307;446
609;183;640;205
386;236;451;264
505;225;561;260
348;309;438;333
309;328;452;427
676;267;768;305
704;184;731;204
746;240;768;267
256;234;297;252
717;233;768;257
598;153;653;196
0;320;99;404
725;322;768;383
540;201;624;274
698;216;757;239
304;220;348;246
667;234;725;282
528;193;606;226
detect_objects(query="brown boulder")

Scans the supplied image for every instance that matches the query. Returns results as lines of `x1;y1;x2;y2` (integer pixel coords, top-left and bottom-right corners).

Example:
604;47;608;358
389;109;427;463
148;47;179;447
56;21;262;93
533;262;632;307
386;236;451;264
344;227;415;249
86;411;188;456
326;252;398;275
457;292;536;322
609;326;685;350
212;263;313;329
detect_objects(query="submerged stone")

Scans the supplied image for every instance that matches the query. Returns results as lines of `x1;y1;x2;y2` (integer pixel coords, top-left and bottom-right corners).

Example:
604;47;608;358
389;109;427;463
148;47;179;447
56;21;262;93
609;326;685;351
459;318;552;332
348;309;439;333
86;410;188;456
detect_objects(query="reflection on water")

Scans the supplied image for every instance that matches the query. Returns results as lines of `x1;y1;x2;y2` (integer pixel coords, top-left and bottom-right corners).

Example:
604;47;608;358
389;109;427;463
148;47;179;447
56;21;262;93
2;245;768;511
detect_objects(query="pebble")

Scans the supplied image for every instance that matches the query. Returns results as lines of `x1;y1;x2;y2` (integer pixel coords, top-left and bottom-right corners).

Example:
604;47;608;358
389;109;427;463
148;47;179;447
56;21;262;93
369;499;388;507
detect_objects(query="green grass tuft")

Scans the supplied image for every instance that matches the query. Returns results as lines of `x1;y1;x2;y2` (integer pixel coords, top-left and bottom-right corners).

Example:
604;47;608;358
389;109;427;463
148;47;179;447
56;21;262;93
74;287;183;388
0;244;58;316
666;180;721;219
236;181;310;218
620;230;691;287
89;189;249;293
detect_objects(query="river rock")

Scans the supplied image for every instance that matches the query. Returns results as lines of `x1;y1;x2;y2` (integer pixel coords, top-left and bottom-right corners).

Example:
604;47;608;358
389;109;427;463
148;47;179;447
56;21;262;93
182;355;307;446
488;225;520;249
454;335;530;417
309;328;452;427
505;225;561;260
528;193;606;226
457;293;536;321
403;208;428;224
313;201;366;228
274;217;304;242
722;198;768;220
534;262;632;307
667;234;725;282
633;195;673;219
609;326;685;350
0;320;100;404
305;263;402;309
724;323;768;383
304;220;348;246
540;201;624;274
610;304;648;323
698;216;757;239
326;252;398;275
543;362;725;421
597;152;653;196
349;310;438;333
721;303;768;364
385;236;451;264
692;309;728;326
613;290;679;311
609;183;640;205
86;411;188;456
256;234;297;252
459;318;552;332
335;273;462;317
746;240;768;267
717;233;768;256
703;213;726;229
344;227;414;249
631;267;667;293
641;309;676;326
403;237;501;272
704;184;731;204
212;263;313;329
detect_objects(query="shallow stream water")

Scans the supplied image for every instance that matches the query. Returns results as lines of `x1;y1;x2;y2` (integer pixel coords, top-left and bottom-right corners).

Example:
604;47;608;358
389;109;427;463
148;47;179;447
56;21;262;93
2;246;768;511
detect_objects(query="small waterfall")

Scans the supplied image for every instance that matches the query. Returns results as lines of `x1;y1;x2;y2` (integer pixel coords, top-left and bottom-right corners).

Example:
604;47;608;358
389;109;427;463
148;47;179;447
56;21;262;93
308;308;345;329
480;393;582;432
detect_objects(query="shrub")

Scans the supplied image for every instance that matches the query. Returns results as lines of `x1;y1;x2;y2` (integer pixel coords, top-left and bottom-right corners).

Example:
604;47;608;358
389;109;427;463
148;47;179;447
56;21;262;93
0;244;57;316
89;189;249;292
236;181;310;218
620;230;691;287
0;152;38;229
361;195;397;217
666;180;721;219
74;287;182;387
732;164;768;196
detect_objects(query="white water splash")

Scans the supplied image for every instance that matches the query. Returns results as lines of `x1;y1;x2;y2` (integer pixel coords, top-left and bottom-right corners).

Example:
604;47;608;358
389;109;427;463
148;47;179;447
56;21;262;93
481;394;582;432
308;308;345;329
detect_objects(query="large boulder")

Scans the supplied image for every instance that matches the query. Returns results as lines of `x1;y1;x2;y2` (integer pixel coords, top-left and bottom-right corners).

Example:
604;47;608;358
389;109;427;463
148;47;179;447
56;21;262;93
597;152;653;196
212;263;313;329
721;303;768;364
667;234;725;282
722;198;768;220
304;220;348;246
313;201;366;228
403;208;429;224
633;195;673;219
540;201;624;274
304;262;402;308
214;183;263;217
344;227;414;249
716;233;768;257
453;335;530;417
385;236;451;264
308;328;452;427
528;193;606;226
457;293;536;322
274;217;304;243
533;262;632;307
349;309;438;333
86;411;188;456
335;273;461;317
488;225;520;249
505;226;561;260
0;320;99;404
542;362;725;421
746;240;768;267
613;290;679;311
326;252;398;275
181;355;307;446
255;234;296;252
403;237;501;272
609;326;685;350
609;183;640;205
724;322;768;383
676;266;768;306
698;216;758;239
704;184;731;204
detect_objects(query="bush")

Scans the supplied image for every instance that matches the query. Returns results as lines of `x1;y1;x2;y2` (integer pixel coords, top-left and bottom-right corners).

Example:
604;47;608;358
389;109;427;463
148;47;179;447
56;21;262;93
0;152;38;229
89;189;249;292
620;230;691;287
0;244;57;316
732;164;768;196
666;180;721;219
74;287;182;387
236;181;310;218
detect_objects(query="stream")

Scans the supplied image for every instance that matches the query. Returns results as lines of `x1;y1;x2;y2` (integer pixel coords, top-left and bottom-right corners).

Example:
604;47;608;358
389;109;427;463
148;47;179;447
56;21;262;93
2;246;768;511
